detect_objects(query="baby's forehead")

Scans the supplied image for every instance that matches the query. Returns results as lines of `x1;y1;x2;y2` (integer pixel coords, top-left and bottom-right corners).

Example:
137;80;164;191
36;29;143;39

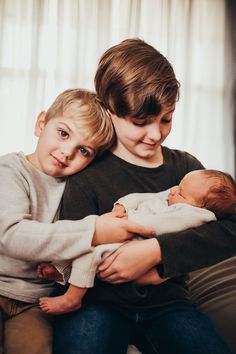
185;170;204;181
180;171;206;190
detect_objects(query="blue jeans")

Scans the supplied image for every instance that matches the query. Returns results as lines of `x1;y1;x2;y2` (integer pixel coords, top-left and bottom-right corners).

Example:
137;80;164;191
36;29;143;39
53;301;233;354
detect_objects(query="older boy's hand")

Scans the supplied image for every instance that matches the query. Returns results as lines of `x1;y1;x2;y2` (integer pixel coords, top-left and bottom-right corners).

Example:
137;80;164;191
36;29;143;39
134;267;168;286
97;238;162;283
92;212;155;246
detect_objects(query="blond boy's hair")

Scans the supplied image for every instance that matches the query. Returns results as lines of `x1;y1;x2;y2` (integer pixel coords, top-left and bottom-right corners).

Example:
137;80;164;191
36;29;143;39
45;89;115;153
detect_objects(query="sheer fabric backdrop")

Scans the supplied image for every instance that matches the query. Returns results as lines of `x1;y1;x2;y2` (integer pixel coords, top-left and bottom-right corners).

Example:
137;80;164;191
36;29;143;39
0;0;234;175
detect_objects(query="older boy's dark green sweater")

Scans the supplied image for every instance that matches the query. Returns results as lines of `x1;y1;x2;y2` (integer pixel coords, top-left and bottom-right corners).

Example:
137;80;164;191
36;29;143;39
61;147;236;310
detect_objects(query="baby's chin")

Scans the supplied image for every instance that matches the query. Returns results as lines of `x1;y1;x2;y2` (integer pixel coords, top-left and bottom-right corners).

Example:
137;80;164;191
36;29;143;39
167;198;178;206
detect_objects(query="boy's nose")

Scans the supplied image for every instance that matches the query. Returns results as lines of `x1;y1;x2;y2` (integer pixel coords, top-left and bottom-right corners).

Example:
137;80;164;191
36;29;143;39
60;144;76;160
146;122;161;141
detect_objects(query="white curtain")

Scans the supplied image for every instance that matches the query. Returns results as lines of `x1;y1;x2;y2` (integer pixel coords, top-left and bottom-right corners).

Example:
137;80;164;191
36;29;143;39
0;0;234;175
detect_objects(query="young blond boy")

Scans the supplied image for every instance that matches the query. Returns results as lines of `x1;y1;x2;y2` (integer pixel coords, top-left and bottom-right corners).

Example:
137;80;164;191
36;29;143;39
0;88;154;354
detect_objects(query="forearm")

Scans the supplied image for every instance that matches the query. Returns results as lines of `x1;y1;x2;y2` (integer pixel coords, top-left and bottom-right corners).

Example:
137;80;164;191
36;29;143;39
98;238;162;283
0;215;96;261
157;216;236;278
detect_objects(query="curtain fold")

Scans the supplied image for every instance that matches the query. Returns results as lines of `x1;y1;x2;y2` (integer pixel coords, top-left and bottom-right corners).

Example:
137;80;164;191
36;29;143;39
0;0;234;175
226;0;236;175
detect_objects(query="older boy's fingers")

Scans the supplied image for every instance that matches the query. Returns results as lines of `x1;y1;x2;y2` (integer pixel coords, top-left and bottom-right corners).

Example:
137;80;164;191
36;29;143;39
97;264;120;282
98;252;118;272
98;270;128;284
98;274;122;284
125;220;156;237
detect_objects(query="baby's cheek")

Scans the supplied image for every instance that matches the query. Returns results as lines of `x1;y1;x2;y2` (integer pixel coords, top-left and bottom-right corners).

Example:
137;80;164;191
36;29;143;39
168;195;180;205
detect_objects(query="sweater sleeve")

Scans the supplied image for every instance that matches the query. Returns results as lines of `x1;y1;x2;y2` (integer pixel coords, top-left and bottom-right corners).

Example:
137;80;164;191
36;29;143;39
157;215;236;278
0;157;96;262
0;215;96;262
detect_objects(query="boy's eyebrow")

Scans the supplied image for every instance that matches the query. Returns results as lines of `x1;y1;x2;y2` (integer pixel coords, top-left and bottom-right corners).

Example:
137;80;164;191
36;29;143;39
58;121;96;152
58;122;72;132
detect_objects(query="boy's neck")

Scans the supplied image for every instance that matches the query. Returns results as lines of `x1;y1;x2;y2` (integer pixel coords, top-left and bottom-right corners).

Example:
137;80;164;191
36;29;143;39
110;145;163;168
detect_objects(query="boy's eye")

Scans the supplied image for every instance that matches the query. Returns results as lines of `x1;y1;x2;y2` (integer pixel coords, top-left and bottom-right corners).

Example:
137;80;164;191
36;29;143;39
59;129;69;138
161;117;172;124
131;119;147;126
79;146;90;156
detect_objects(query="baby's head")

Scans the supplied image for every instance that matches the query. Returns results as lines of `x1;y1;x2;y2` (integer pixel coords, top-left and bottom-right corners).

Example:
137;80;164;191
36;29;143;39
168;169;236;219
30;89;114;177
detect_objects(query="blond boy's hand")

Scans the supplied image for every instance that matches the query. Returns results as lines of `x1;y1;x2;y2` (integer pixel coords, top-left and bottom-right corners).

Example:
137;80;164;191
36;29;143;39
92;212;155;246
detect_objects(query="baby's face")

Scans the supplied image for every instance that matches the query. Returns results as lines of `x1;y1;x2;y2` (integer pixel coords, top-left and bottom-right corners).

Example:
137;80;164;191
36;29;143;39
168;171;209;207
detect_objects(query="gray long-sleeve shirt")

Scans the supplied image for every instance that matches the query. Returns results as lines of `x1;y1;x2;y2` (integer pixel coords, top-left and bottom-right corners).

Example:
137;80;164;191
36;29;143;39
0;152;96;302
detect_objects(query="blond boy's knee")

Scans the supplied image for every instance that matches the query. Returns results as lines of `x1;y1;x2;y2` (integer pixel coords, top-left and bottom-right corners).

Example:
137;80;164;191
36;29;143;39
4;305;53;354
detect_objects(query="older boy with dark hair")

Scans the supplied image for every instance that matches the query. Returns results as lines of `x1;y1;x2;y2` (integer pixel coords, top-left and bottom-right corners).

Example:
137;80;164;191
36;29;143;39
54;39;235;354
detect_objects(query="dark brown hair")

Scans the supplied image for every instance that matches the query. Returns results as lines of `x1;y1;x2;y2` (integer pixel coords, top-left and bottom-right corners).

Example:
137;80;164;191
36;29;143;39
95;38;180;119
201;170;236;219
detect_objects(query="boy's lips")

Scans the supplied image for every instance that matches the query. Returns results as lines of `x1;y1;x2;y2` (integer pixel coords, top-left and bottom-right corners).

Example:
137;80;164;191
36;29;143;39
140;141;157;149
51;155;67;168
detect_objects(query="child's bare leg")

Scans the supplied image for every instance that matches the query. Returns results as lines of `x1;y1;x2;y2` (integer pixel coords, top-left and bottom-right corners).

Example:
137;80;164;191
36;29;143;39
40;284;87;315
37;262;63;282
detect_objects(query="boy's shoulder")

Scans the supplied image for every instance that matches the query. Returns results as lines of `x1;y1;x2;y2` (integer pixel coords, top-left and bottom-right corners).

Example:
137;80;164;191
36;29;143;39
162;146;204;169
162;146;199;162
68;151;123;189
0;152;24;167
0;152;31;191
0;152;33;184
72;151;114;176
69;147;204;185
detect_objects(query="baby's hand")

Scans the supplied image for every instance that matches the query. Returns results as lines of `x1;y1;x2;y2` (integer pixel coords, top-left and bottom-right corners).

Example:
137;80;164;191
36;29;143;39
112;203;127;218
37;262;63;282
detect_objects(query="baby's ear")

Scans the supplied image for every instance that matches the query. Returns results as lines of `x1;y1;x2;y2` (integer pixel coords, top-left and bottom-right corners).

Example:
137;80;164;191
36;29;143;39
34;111;47;137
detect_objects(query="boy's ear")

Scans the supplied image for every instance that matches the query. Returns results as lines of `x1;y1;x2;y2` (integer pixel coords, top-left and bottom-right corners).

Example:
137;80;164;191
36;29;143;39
34;111;47;137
